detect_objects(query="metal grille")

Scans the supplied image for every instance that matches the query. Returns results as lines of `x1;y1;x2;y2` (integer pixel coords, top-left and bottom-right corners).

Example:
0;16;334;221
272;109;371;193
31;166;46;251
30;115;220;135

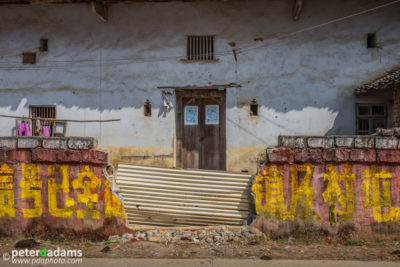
356;104;386;135
187;35;214;61
116;164;251;226
30;106;56;136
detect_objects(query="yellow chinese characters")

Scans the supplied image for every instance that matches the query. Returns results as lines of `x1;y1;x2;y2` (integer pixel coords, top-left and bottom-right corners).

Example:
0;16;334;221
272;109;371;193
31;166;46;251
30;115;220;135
48;165;75;218
72;166;102;219
20;164;43;218
322;164;355;222
252;165;317;221
252;166;286;219
288;165;317;221
0;164;15;217
104;179;125;219
363;165;400;223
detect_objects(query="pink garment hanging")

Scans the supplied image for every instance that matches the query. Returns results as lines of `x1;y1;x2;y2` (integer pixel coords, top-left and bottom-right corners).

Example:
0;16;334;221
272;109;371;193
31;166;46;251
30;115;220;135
42;126;50;137
17;123;26;136
17;122;31;136
24;123;31;136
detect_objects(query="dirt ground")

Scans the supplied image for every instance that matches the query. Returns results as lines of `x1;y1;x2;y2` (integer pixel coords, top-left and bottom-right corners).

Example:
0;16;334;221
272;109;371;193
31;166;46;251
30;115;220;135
1;235;400;261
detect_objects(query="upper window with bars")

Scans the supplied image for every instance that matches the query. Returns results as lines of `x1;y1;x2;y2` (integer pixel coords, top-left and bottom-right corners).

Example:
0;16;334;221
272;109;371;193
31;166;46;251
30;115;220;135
30;105;56;136
356;104;387;135
186;35;215;61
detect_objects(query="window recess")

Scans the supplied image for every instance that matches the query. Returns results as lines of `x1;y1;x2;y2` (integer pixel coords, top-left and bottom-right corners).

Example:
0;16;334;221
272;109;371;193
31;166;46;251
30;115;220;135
356;104;386;135
186;35;215;61
30;105;56;136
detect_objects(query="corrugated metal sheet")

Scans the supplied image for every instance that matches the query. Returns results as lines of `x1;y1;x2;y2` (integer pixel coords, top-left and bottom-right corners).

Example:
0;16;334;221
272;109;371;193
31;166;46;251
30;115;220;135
116;164;252;226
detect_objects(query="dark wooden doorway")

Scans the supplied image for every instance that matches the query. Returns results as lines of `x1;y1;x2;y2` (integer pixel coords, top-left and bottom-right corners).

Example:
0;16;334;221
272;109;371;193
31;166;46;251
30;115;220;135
175;89;226;170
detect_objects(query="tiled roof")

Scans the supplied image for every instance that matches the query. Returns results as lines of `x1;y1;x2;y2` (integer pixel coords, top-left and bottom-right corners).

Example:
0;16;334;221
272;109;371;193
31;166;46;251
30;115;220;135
355;67;400;95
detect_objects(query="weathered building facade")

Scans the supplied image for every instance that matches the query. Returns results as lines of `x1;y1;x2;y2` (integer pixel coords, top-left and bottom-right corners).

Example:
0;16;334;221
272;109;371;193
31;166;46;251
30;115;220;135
0;0;399;173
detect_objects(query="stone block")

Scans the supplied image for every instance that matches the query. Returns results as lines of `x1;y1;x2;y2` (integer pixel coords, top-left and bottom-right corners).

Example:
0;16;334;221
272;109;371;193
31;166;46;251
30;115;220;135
17;138;39;149
6;150;32;163
322;148;349;162
376;128;394;136
354;136;374;148
377;150;400;163
267;148;294;163
0;138;17;149
32;148;57;163
375;137;398;149
81;150;90;162
43;139;67;149
56;150;82;163
294;149;322;163
307;137;334;148
67;137;97;149
334;136;354;148
350;149;376;162
278;136;306;148
91;150;109;164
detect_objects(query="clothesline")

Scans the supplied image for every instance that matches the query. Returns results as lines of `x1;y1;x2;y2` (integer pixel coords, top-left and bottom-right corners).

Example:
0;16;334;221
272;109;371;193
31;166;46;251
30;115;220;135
0;114;120;123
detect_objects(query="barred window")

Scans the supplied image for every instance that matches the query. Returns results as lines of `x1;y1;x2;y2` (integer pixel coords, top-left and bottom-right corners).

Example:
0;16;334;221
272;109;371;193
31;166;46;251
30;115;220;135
30;105;56;136
186;35;214;61
356;104;386;135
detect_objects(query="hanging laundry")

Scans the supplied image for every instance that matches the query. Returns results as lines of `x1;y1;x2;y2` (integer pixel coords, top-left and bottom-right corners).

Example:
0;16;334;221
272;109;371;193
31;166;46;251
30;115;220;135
24;123;31;136
42;125;51;137
17;123;26;136
17;121;31;136
162;89;175;111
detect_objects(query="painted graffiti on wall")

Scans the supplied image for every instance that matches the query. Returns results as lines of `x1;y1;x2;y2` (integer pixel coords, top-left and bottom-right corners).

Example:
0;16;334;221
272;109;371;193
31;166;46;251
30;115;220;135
0;163;125;220
362;166;400;223
252;164;400;224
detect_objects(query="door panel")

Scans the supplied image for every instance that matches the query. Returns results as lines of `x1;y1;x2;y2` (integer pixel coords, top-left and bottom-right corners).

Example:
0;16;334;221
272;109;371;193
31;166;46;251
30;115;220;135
176;89;226;170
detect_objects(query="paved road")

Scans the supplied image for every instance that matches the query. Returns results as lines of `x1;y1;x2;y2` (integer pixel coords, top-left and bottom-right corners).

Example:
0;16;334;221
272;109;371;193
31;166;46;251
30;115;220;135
2;258;400;267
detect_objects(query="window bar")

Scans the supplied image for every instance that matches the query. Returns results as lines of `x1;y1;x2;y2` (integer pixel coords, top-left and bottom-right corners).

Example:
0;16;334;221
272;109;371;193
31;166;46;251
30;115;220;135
211;36;214;60
203;36;206;60
196;36;199;61
187;36;190;60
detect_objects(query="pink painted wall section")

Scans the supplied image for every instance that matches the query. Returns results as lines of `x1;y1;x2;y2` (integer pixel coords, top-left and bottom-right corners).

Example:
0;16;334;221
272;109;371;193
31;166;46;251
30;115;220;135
252;146;400;234
0;137;127;238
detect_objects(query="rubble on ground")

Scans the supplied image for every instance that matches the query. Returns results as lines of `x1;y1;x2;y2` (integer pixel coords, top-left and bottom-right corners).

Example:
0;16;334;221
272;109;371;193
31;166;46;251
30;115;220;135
107;226;264;244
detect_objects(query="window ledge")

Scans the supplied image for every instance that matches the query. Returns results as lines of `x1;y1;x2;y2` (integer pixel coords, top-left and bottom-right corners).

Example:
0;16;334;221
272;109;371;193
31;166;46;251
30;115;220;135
179;59;220;64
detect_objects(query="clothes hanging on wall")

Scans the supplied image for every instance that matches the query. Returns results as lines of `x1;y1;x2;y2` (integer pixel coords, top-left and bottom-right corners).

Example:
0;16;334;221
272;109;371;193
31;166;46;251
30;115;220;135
162;89;174;111
42;125;50;137
17;121;31;136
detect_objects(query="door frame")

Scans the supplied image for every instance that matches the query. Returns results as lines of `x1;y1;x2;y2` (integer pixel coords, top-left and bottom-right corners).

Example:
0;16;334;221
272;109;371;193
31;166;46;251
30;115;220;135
175;88;226;170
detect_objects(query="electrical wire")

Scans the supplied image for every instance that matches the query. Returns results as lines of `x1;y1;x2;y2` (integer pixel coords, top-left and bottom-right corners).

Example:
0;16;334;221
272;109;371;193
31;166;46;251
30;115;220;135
0;0;399;70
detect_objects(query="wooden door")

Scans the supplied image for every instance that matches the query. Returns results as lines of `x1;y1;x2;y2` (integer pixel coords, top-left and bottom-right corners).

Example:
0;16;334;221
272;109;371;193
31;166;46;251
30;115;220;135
176;89;226;170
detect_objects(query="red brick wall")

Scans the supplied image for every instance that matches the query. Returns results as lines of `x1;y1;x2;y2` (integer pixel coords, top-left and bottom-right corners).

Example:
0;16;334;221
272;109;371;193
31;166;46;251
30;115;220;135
252;136;400;235
0;137;127;238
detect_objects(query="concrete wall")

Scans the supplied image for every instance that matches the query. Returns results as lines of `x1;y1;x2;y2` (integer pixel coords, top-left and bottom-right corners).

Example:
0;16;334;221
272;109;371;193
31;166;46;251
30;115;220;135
0;0;399;173
252;136;400;235
0;137;126;238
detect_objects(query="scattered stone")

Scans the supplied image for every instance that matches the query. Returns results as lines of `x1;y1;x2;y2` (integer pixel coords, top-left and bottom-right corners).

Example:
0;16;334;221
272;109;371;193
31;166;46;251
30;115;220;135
172;230;184;237
260;255;272;260
15;239;40;249
391;250;400;256
249;240;259;245
101;246;111;253
108;235;120;243
206;237;213;243
213;235;221;243
288;237;296;244
107;226;259;244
